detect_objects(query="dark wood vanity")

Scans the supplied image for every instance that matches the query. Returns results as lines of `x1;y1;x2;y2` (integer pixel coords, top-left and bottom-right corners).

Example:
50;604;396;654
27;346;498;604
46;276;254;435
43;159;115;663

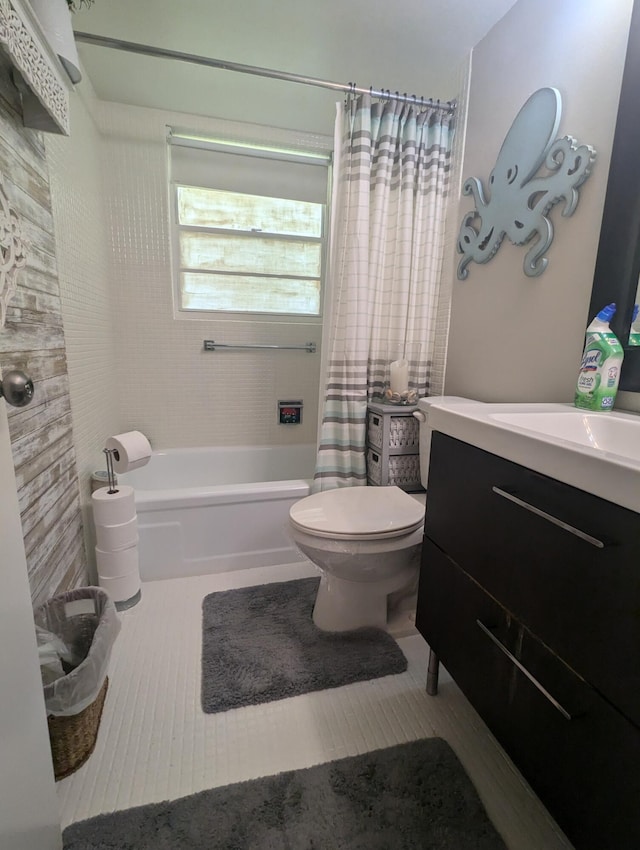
416;431;640;850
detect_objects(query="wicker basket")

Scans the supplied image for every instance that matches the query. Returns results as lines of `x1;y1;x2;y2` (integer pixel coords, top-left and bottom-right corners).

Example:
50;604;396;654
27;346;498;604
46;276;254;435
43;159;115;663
367;448;422;488
47;676;109;780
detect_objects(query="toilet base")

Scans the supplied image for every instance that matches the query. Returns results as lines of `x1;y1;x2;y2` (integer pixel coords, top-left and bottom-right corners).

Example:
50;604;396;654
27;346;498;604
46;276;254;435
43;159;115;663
312;570;414;632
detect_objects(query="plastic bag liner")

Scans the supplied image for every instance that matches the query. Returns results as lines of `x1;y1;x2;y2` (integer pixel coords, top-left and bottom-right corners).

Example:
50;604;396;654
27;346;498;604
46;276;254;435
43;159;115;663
33;586;121;717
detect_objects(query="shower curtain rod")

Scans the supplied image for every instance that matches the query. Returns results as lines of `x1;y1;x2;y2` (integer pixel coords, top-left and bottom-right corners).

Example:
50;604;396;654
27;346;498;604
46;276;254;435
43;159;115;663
73;32;456;113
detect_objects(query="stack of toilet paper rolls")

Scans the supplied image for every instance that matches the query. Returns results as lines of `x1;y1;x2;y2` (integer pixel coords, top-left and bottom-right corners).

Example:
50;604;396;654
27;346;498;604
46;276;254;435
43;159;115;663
91;430;152;608
92;484;140;606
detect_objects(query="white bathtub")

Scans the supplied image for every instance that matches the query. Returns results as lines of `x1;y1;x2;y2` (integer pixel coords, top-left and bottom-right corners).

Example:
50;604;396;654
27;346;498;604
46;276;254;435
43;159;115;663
119;444;316;581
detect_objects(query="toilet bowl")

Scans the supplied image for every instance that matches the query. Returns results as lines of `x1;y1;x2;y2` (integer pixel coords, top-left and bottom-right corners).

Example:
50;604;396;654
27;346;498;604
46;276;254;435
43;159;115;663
290;396;474;633
289;486;425;632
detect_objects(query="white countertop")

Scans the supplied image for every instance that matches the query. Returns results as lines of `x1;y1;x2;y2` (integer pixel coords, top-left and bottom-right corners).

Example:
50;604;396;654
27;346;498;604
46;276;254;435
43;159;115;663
424;400;640;514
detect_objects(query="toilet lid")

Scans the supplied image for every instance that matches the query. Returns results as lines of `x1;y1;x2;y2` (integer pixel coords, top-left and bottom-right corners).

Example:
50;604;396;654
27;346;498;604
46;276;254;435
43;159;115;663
289;486;425;540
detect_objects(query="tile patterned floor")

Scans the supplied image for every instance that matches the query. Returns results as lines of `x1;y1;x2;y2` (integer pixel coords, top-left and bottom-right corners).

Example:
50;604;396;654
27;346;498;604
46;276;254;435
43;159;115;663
57;561;573;849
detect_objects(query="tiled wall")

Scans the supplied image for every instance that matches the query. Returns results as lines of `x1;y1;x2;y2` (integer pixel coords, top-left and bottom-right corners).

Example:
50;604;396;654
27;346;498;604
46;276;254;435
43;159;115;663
45;81;120;575
45;86;460;517
44;94;331;572
0;59;87;606
94;101;329;450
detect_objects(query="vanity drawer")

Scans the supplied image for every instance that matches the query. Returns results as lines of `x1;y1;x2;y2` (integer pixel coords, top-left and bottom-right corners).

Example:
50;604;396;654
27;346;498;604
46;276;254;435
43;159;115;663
425;432;640;726
416;537;640;850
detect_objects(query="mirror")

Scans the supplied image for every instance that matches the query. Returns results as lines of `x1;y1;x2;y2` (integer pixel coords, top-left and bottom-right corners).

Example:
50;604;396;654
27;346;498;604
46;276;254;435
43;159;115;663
589;0;640;391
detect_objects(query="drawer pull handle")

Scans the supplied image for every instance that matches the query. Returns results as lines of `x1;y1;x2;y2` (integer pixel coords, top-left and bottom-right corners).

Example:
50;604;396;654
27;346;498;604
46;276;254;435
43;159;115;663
491;486;605;549
476;620;573;720
476;620;572;720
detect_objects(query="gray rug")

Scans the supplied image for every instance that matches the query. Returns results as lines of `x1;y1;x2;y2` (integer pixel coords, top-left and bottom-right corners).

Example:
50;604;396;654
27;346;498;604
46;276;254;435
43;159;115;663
201;577;407;713
62;738;507;849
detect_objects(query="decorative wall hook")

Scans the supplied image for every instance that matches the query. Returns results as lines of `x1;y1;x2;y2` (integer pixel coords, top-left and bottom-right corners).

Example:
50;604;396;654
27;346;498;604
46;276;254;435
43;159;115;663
457;87;596;279
0;171;28;328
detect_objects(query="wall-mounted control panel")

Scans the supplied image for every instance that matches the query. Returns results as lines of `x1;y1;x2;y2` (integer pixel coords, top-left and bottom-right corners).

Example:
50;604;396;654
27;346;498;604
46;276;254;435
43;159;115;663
278;400;303;424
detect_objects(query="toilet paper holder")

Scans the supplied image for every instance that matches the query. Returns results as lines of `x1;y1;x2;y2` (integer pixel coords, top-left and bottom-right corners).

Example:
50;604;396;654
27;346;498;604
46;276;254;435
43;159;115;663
103;448;119;494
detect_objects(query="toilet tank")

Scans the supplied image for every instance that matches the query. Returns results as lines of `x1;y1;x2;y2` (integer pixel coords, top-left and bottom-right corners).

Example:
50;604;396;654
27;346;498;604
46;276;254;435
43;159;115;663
413;397;474;488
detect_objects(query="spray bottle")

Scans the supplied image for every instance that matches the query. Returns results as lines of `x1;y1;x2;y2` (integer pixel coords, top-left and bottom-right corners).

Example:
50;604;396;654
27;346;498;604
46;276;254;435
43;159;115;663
574;303;624;411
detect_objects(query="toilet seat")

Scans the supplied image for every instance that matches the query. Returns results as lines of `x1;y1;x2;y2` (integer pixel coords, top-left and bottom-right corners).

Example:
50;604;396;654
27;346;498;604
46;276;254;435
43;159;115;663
289;486;424;541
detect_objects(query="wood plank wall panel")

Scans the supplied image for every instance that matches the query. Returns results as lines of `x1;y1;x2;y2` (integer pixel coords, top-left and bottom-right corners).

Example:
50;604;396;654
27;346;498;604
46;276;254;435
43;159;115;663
0;60;87;608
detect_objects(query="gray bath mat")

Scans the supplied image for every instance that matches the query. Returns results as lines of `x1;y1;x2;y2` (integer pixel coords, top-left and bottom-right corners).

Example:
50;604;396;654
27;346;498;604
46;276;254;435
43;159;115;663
201;576;407;713
62;737;507;849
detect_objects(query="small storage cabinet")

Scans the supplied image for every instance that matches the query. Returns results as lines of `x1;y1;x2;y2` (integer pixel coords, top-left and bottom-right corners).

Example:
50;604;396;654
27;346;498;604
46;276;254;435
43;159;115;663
366;402;423;491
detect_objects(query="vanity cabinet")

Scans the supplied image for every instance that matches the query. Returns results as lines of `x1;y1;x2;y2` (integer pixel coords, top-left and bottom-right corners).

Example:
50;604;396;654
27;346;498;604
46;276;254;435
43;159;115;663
416;431;640;850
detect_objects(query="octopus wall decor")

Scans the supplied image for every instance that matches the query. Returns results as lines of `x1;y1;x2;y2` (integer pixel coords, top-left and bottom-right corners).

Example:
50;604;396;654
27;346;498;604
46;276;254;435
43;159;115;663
457;87;596;279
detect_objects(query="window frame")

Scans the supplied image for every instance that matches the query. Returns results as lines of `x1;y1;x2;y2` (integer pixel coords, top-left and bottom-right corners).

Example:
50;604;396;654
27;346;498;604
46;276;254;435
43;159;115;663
169;147;330;323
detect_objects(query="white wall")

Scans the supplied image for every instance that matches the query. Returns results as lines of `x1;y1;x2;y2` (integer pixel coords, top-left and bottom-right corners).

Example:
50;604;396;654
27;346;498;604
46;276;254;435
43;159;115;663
46;80;120;576
444;0;635;402
94;101;329;450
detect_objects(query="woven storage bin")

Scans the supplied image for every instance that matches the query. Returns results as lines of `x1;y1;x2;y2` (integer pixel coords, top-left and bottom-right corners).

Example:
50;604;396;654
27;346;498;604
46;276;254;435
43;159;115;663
388;416;419;448
387;453;421;487
366;449;421;488
367;413;385;448
367;448;384;484
47;677;109;780
367;411;419;450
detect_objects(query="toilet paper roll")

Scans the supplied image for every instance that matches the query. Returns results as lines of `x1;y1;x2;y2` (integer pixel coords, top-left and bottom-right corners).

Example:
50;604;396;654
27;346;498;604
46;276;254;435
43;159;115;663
96;543;139;580
105;431;152;474
98;570;141;604
92;485;136;526
95;516;139;552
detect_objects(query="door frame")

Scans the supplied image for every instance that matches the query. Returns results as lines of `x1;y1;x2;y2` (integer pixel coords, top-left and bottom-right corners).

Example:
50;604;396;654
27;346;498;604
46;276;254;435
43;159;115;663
0;400;62;849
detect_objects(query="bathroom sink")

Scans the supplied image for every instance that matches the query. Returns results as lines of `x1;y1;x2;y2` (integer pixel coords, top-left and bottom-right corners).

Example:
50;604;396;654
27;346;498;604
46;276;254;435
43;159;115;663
488;410;640;463
424;400;640;513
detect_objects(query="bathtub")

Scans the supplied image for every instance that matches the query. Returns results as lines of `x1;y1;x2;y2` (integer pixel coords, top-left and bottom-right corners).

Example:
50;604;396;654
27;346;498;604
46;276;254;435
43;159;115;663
118;444;316;581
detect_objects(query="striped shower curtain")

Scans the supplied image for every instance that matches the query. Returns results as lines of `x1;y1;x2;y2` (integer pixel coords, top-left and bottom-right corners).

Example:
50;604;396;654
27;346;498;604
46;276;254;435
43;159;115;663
314;94;453;491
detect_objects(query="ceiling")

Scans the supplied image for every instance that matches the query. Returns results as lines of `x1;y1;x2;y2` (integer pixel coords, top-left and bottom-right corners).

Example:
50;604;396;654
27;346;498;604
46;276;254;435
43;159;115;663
72;0;519;136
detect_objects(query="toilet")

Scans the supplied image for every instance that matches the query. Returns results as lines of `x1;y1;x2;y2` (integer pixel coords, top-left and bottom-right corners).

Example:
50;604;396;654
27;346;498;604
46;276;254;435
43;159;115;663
289;396;472;632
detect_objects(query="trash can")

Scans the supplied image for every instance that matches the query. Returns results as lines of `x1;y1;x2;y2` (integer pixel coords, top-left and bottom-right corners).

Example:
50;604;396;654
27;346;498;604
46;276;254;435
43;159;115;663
34;586;121;780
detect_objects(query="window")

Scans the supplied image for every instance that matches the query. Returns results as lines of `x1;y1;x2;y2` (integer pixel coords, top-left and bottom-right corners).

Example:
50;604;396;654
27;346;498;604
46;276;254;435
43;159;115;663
169;133;330;318
176;186;323;315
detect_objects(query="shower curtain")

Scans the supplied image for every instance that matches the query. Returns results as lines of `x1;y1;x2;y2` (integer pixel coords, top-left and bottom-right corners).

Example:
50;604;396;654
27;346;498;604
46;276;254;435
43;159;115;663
314;93;453;490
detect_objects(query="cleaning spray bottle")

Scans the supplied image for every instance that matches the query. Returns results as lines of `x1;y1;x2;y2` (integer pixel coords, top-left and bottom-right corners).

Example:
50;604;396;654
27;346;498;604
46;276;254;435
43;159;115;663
574;303;624;411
